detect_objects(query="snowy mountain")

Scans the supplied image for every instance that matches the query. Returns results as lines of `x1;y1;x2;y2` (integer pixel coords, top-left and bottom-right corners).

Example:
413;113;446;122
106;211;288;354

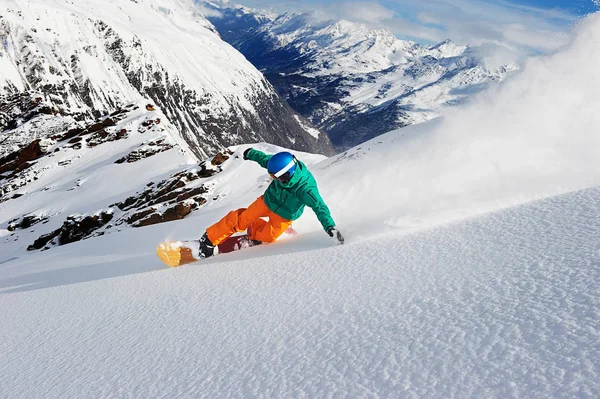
202;2;518;149
0;0;334;159
1;7;600;399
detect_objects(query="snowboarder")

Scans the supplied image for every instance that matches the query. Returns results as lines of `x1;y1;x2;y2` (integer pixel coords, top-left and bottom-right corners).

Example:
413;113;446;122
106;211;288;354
196;148;343;258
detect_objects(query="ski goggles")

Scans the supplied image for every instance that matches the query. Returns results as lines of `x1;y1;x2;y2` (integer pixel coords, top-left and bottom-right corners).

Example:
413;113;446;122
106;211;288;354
269;171;293;183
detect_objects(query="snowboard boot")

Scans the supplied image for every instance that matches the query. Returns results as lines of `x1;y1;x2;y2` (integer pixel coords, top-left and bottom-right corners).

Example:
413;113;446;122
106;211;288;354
246;224;262;246
197;232;215;258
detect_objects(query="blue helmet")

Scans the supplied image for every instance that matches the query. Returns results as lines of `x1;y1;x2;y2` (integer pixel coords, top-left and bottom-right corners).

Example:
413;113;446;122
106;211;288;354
267;151;297;183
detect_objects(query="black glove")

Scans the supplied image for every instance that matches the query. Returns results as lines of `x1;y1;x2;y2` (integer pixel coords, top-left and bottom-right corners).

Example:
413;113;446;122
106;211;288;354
326;226;344;244
243;148;253;160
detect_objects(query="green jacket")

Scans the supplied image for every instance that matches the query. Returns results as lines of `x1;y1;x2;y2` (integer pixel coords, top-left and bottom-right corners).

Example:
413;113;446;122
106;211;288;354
246;149;335;231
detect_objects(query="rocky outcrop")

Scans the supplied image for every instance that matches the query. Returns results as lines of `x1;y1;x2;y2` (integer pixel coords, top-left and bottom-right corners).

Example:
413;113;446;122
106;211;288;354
0;139;46;177
113;163;214;227
114;152;228;228
52;115;122;143
8;214;49;231
27;211;114;251
114;171;205;212
0;110;133;200
0;85;241;252
115;138;173;164
0;93;58;133
129;202;194;228
26;151;232;250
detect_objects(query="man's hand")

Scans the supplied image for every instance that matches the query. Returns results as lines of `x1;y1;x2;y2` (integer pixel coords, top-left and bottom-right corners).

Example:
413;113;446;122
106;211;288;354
326;226;344;244
243;148;253;160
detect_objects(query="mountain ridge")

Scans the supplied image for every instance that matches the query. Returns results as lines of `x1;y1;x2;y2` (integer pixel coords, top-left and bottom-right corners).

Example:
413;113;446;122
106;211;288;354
203;2;518;149
0;0;334;158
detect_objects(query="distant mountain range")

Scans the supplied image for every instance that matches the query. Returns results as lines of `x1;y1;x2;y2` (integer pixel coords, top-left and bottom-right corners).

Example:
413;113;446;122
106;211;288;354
202;1;518;149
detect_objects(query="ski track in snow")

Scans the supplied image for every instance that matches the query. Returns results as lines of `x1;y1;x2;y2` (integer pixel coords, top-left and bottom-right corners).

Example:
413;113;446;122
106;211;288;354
1;186;598;398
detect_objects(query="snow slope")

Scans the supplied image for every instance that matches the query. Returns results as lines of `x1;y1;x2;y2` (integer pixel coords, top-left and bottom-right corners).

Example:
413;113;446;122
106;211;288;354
1;10;600;399
1;178;599;397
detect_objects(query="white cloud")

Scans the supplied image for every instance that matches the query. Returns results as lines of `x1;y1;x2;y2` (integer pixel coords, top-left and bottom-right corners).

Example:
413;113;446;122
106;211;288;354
379;0;575;51
416;12;441;26
304;1;396;25
222;0;591;62
195;2;224;17
330;1;396;23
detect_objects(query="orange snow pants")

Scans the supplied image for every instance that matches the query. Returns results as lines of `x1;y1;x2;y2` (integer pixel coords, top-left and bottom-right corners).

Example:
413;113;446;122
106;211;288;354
206;196;293;245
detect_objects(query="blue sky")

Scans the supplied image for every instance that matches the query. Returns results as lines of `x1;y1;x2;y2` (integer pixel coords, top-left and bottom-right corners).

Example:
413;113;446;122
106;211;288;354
224;0;599;57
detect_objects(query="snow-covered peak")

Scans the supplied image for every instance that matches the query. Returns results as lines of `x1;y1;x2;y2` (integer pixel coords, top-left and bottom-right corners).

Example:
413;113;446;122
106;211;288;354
204;0;277;22
0;0;260;107
253;12;415;75
427;39;468;58
1;0;333;157
203;2;517;149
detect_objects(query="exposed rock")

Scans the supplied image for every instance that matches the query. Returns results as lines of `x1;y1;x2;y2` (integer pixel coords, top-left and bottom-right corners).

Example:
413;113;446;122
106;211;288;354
127;208;155;225
149;189;184;206
0;107;133;205
54;117;118;142
28;210;114;251
8;214;49;231
173;170;202;183
114;138;173;164
86;127;128;148
211;151;230;166
132;202;192;227
138;118;161;132
197;161;218;178
85;118;115;134
110;108;129;118
0;92;59;132
114;190;150;211
55;127;84;141
0;139;45;176
0;193;23;204
18;130;234;251
109;161;211;229
174;186;207;203
28;228;61;251
114;166;204;210
59;211;114;245
152;179;186;201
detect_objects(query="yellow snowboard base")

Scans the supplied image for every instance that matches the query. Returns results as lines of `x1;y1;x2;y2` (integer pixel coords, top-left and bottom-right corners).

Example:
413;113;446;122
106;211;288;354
156;241;198;267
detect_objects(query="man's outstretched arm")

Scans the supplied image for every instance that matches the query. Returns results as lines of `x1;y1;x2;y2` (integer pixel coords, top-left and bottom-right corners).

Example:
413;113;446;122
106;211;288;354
304;188;344;244
243;148;271;169
301;187;336;233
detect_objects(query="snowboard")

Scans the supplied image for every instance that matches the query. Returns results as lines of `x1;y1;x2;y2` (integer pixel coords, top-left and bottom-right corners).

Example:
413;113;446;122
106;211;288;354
156;227;297;267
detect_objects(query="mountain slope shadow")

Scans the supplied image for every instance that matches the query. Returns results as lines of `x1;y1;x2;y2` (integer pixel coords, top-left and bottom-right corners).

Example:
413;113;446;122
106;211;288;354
0;253;162;294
